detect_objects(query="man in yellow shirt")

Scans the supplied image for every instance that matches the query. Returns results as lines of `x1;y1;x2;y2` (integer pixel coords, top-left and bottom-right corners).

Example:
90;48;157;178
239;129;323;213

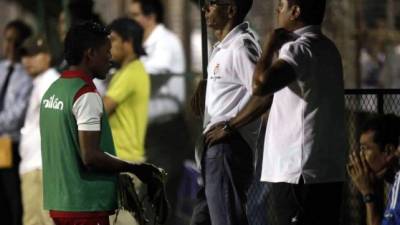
103;17;150;164
103;17;150;225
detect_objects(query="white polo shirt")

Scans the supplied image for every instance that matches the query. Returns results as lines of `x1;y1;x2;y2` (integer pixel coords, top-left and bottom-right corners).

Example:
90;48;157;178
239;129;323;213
141;24;186;122
204;22;261;149
261;26;346;184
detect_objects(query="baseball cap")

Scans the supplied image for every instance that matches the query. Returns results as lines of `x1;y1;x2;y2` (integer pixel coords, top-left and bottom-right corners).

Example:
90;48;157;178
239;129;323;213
20;35;50;56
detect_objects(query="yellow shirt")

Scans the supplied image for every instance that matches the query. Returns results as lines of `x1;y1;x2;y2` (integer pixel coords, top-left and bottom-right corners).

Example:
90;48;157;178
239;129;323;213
106;60;150;162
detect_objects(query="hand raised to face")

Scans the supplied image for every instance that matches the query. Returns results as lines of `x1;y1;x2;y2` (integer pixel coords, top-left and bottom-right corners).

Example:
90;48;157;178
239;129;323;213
347;151;376;195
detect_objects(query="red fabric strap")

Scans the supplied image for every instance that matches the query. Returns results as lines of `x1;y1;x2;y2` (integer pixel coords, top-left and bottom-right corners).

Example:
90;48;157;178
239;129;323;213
49;210;113;218
60;70;98;103
61;70;94;85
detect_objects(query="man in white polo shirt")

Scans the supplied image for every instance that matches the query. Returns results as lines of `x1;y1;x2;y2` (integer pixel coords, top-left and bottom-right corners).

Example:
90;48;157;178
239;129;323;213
191;0;261;225
206;0;346;224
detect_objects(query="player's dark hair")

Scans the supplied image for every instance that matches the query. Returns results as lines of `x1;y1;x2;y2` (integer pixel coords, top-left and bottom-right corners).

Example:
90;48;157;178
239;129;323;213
64;22;110;66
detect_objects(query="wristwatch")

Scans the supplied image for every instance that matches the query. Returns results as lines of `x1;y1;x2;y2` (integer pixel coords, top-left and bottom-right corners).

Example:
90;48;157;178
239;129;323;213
362;193;376;203
222;121;234;133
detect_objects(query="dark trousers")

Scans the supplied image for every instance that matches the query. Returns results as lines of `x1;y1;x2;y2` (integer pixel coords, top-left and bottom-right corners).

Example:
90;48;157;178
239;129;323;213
191;133;254;225
267;179;343;225
0;142;22;225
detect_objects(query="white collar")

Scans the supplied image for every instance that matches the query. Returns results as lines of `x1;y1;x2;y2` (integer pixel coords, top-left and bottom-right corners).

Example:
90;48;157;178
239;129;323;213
293;25;322;36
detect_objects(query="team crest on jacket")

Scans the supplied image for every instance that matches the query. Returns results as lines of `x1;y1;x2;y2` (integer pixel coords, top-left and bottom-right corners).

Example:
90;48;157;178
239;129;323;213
42;95;64;110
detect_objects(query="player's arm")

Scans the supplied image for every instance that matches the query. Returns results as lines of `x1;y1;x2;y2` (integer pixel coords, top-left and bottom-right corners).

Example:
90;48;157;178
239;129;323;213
75;92;159;183
79;130;135;172
78;130;158;183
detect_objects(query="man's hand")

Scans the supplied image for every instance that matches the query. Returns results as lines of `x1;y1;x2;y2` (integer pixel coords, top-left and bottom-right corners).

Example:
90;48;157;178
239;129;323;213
205;121;233;146
347;151;376;195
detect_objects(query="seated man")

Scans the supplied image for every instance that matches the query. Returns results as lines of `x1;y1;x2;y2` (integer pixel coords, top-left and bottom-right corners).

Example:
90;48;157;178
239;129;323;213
348;114;400;225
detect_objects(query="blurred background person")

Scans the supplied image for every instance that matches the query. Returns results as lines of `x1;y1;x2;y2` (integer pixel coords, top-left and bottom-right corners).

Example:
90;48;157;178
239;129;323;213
19;35;59;225
359;19;400;89
360;34;385;89
129;0;191;223
360;23;387;89
104;17;150;225
0;19;32;225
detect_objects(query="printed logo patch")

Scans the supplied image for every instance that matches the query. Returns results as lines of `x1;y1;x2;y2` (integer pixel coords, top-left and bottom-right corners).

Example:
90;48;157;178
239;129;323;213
42;95;64;110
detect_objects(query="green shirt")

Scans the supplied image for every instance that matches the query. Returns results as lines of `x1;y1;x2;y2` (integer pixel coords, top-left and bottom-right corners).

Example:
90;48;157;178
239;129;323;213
40;70;117;212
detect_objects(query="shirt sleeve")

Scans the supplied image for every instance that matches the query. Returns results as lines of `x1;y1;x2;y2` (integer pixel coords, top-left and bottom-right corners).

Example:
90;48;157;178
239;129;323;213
279;41;312;80
106;69;135;104
72;92;103;131
233;43;260;92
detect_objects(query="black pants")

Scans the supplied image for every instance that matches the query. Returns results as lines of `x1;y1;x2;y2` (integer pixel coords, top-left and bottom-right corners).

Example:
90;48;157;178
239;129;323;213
267;179;343;225
191;133;254;225
0;142;22;225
